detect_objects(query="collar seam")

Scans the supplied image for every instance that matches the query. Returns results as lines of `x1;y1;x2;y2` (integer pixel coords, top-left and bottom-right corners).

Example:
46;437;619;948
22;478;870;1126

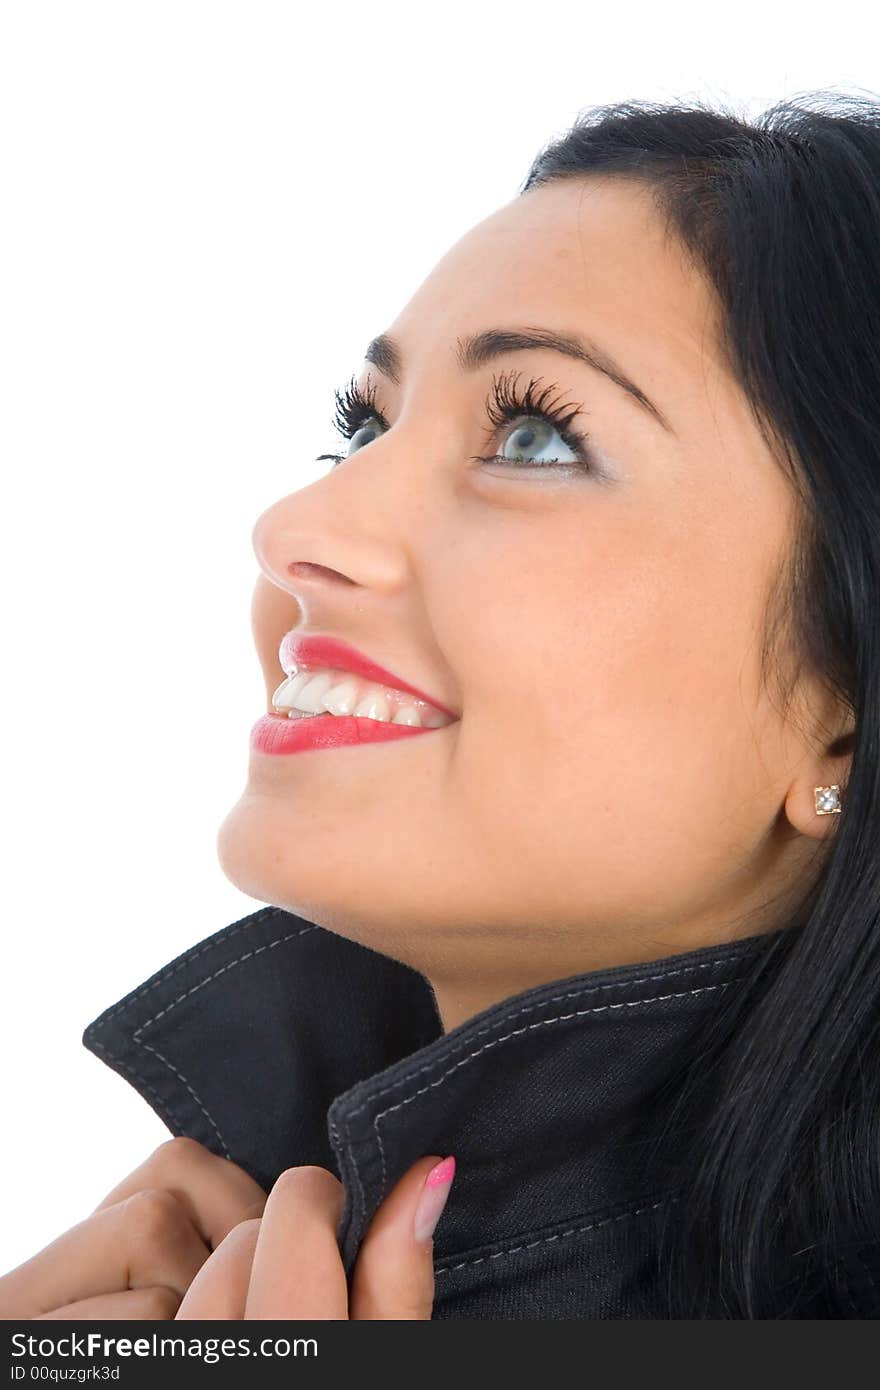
433;1189;683;1277
343;971;748;1232
86;904;287;1031
86;1034;189;1141
134;1038;233;1160
130;924;317;1037
340;962;751;1125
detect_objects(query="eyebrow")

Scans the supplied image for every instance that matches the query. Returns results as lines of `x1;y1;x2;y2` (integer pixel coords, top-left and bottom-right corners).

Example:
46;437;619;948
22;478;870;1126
363;326;675;435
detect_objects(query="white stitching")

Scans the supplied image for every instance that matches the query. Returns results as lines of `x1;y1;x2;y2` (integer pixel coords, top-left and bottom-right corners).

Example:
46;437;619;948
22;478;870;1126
329;1113;370;1266
433;1193;680;1276
87;1037;181;1135
89;918;315;1163
91;905;283;1026
345;953;751;1121
89;916;755;1258
137;1041;233;1160
126;926;315;1159
370;978;741;1200
346;1121;370;1248
132;926;316;1034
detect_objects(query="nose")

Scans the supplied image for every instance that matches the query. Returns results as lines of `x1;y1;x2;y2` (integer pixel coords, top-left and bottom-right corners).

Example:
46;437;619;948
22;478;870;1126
250;469;412;615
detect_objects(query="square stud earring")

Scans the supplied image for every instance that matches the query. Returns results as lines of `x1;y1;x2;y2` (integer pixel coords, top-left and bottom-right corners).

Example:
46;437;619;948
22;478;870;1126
814;785;843;815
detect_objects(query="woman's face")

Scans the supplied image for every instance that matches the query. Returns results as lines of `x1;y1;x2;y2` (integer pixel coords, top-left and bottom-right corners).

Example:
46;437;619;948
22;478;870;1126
217;177;844;1028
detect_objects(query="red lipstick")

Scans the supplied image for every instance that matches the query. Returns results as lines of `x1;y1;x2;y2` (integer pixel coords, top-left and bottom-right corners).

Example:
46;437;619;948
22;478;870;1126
250;630;459;756
249;712;436;756
278;632;458;719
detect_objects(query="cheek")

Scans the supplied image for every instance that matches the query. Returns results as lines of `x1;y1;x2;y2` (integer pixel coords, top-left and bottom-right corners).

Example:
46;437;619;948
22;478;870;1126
446;532;768;906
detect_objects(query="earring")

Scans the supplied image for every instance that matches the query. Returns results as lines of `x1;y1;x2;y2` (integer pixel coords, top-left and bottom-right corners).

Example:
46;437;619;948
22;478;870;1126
814;785;843;815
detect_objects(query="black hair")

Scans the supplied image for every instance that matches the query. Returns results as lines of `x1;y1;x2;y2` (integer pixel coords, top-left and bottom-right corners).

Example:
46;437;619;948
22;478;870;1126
521;91;880;1318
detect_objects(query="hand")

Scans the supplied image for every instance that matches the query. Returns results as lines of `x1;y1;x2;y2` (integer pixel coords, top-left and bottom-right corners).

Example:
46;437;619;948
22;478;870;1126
175;1154;456;1320
0;1138;268;1320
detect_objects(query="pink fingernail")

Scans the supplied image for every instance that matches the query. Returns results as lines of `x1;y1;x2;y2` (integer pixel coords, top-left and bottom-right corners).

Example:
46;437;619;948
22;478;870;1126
413;1156;456;1243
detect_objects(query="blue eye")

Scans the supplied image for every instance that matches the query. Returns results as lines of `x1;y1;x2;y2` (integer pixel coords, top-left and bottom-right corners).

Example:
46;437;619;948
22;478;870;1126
314;377;388;466
472;370;596;473
315;369;598;475
481;414;583;469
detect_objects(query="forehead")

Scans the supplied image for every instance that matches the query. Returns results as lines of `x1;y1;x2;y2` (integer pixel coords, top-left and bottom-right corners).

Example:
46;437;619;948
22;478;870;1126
387;177;724;408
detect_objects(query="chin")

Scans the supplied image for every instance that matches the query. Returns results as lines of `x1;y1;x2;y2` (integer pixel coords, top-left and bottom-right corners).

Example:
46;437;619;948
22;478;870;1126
214;793;324;909
215;796;274;904
214;793;408;959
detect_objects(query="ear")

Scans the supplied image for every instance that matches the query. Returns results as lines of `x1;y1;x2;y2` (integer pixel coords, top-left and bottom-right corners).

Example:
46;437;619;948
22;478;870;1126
783;725;855;841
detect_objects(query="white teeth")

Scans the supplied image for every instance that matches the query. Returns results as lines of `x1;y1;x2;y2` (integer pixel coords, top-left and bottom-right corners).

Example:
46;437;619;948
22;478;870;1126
321;677;360;716
271;671;313;709
354;690;390;721
271;663;455;728
392;704;423;727
423;710;449;727
294;671;336;713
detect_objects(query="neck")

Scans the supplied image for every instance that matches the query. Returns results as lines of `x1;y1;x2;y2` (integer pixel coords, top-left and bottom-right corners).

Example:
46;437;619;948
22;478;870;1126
427;927;761;1034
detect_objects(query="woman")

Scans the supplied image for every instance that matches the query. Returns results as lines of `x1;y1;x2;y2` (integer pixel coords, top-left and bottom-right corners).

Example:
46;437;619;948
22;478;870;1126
2;90;879;1321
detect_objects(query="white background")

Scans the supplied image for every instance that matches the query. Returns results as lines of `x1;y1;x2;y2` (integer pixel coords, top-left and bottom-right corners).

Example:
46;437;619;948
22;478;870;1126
1;0;875;1273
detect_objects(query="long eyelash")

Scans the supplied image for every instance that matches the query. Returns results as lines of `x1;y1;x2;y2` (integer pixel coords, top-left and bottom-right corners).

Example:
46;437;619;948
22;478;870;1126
332;375;389;439
314;369;594;471
476;370;592;468
313;375;389;463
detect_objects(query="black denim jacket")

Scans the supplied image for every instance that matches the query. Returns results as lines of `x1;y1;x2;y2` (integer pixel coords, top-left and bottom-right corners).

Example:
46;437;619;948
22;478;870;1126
82;904;877;1319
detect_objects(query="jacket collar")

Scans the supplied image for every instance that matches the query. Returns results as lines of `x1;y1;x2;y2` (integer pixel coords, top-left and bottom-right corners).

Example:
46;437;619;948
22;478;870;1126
82;904;788;1280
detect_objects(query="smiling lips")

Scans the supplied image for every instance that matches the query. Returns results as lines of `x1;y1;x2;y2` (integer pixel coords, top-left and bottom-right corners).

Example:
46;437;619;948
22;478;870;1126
277;632;459;718
271;668;453;728
249;631;459;756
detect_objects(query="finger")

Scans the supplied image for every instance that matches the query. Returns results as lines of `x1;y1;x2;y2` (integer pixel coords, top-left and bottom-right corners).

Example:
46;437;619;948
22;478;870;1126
350;1155;455;1320
244;1167;348;1320
34;1286;182;1320
240;1199;268;1222
175;1219;262;1320
2;1189;211;1317
92;1137;268;1248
